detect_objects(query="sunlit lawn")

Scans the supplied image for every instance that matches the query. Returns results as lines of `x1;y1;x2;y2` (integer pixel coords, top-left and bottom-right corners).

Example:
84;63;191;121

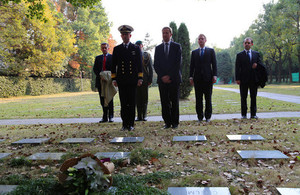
0;86;300;119
218;84;300;96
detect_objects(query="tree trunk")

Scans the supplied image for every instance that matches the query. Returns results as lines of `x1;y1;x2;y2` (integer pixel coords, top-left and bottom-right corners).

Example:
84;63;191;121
288;53;293;83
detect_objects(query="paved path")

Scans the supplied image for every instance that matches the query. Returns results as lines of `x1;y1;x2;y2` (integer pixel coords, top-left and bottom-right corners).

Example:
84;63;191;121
0;111;299;125
214;86;300;104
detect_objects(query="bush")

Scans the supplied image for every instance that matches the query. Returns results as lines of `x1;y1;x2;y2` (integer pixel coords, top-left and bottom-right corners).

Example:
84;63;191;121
0;76;92;97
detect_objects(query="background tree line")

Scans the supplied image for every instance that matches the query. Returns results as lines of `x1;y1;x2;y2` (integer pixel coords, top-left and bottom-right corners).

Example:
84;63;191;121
0;0;112;78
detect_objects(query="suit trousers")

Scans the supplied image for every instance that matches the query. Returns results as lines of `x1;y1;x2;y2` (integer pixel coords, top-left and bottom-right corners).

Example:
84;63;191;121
118;85;137;127
194;81;213;120
97;87;114;120
158;83;180;126
136;83;149;119
239;82;258;117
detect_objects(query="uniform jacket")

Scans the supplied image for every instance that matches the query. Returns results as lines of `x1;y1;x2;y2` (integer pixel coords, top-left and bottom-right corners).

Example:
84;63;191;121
111;43;143;86
93;54;112;88
154;42;182;84
235;50;266;85
190;47;217;83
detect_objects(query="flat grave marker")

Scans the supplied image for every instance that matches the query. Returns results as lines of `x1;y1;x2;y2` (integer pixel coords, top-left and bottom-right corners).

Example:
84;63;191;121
110;137;144;143
276;188;300;195
12;138;50;145
168;187;231;195
0;185;18;194
95;152;131;159
60;138;95;144
27;153;66;160
227;135;265;141
0;139;5;143
0;153;12;159
237;150;289;159
173;135;207;142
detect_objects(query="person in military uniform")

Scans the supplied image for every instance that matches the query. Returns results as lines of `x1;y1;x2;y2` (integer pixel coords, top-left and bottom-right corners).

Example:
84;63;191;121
135;41;153;121
93;42;114;123
111;25;143;131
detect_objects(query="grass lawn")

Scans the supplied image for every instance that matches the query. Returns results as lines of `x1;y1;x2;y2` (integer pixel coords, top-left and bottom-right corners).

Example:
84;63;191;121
218;84;300;96
0;86;300;119
0;118;299;194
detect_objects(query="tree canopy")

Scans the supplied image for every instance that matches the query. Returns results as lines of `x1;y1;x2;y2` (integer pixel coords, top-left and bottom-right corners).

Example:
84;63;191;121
0;0;101;21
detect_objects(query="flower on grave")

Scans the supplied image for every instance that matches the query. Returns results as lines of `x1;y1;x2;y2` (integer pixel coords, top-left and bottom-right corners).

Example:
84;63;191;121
60;155;112;194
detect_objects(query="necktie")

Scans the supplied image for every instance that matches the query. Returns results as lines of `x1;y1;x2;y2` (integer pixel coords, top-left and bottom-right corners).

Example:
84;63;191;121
247;51;251;62
124;44;127;49
200;48;204;57
165;43;169;58
103;55;106;71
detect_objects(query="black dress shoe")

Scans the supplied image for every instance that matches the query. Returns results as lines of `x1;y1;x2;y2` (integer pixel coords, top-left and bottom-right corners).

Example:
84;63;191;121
109;118;114;122
205;119;211;123
120;126;127;131
99;119;108;123
128;126;134;131
135;118;142;121
172;124;178;129
163;125;171;129
142;117;148;121
251;115;258;119
241;115;247;119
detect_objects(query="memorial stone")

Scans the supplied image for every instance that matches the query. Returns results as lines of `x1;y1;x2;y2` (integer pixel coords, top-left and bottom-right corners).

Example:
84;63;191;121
237;150;289;159
0;185;18;194
173;135;207;142
110;137;144;143
60;138;95;144
95;152;131;159
276;188;300;195
168;187;231;195
0;153;12;159
27;153;66;160
12;138;50;145
227;135;264;141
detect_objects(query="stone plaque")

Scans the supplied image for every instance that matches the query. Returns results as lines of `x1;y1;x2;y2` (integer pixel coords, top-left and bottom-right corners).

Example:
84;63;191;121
27;153;66;160
12;138;50;145
168;187;231;195
227;135;264;141
95;152;130;159
0;185;18;193
172;136;207;142
276;188;300;195
60;138;95;144
110;137;144;143
0;139;5;143
0;153;12;159
237;150;289;159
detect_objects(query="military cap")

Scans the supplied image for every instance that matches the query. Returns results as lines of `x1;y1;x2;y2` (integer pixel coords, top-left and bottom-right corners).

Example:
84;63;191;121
135;40;142;45
118;25;134;33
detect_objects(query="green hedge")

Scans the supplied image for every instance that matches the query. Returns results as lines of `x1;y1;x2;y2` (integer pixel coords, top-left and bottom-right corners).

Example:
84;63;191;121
0;76;92;97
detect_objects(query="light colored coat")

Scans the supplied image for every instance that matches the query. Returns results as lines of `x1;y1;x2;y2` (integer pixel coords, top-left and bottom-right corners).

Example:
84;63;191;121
100;71;117;107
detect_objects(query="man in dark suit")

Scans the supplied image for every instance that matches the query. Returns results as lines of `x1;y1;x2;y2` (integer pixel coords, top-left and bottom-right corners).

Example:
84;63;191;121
154;26;182;129
190;34;217;123
135;40;153;121
111;25;143;131
93;42;114;123
235;37;264;119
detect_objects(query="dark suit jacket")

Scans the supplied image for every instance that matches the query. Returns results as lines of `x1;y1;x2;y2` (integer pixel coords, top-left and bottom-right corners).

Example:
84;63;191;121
190;47;217;83
154;42;182;84
235;50;264;84
111;43;143;86
93;53;112;88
